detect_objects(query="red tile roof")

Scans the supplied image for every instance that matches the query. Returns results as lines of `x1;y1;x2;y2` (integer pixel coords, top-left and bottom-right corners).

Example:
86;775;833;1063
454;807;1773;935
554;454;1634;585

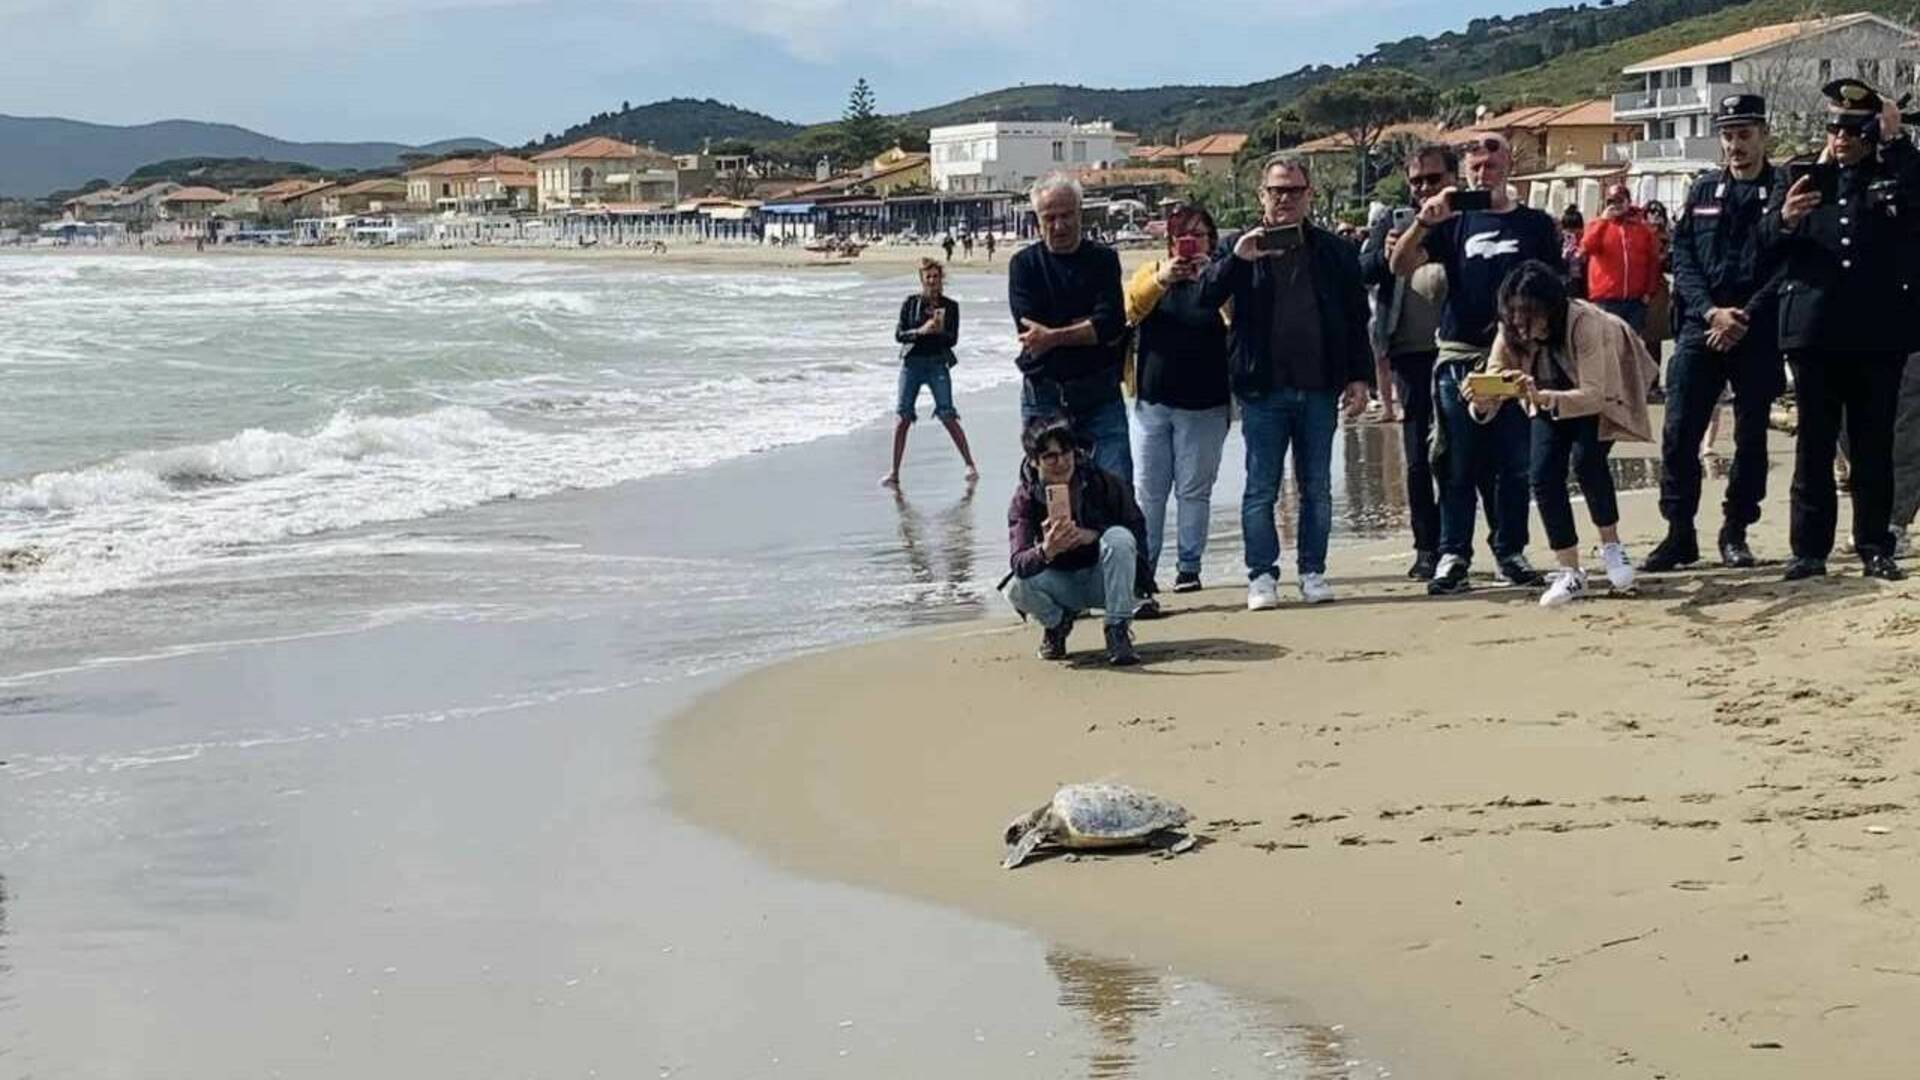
1178;133;1250;156
161;186;229;203
532;136;642;162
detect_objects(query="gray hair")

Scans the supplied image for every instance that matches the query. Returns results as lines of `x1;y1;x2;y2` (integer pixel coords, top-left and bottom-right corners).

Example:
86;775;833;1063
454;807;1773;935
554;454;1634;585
1260;152;1311;184
1028;171;1083;208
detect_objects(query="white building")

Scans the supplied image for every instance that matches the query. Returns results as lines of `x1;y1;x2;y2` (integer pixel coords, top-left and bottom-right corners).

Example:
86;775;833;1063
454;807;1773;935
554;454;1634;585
1609;12;1920;172
929;120;1135;194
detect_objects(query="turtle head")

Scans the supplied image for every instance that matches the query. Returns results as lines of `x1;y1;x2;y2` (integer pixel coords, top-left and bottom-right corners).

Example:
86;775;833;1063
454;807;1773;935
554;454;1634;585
1000;804;1055;869
1002;805;1048;846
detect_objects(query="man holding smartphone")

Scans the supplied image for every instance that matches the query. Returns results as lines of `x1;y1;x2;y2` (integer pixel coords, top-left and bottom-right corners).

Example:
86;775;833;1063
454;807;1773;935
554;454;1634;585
1761;79;1920;582
1388;131;1564;595
1202;153;1373;610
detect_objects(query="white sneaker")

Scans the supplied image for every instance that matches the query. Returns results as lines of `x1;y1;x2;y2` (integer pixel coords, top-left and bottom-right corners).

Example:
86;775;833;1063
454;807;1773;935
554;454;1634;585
1599;542;1635;592
1539;567;1588;608
1298;573;1335;604
1247;574;1280;611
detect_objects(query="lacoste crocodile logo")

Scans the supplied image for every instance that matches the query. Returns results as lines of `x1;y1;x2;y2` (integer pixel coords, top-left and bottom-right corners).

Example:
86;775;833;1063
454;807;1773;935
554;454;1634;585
1465;231;1521;260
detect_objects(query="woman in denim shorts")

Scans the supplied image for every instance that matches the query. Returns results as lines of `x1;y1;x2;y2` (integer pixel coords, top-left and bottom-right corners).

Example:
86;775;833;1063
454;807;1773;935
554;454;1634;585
883;258;978;487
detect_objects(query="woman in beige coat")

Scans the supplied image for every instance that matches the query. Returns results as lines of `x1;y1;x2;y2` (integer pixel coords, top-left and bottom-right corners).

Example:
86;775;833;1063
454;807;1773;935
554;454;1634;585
1469;260;1659;607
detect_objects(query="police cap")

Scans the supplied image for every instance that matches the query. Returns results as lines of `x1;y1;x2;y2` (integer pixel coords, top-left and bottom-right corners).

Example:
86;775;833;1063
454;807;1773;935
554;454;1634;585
1713;93;1768;128
1822;78;1884;130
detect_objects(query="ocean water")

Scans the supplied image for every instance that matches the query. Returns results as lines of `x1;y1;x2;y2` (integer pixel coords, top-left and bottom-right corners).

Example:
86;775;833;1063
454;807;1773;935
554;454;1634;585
0;254;1023;612
0;253;1398;1078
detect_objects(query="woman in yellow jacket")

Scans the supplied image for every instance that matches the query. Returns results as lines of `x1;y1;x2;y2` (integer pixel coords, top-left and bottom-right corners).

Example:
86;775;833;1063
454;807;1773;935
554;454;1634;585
1122;206;1233;603
1470;260;1658;607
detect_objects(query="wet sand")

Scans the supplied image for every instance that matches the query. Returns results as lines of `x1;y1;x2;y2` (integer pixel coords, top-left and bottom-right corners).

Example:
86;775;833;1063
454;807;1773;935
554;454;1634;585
667;423;1920;1079
0;386;1393;1079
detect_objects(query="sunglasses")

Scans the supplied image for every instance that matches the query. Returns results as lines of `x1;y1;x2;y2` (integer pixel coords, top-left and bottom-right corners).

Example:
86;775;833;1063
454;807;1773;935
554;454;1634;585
1263;185;1310;198
1826;123;1868;135
1408;172;1449;187
1458;137;1507;154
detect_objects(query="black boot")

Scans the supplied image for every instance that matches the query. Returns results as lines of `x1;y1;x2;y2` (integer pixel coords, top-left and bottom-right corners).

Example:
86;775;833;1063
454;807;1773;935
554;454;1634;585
1641;531;1701;573
1782;557;1828;582
1407;550;1439;581
1862;551;1907;581
1717;527;1756;569
1037;614;1075;660
1104;621;1140;666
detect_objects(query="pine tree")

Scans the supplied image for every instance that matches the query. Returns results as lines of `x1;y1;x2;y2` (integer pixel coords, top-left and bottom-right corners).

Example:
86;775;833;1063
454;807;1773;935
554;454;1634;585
840;78;888;166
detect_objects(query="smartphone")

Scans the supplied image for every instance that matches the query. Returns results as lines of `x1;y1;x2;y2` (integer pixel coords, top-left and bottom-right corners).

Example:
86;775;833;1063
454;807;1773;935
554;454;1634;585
1450;189;1494;213
1465;371;1522;400
1255;224;1305;253
1174;234;1204;260
1788;160;1839;202
1392;207;1418;231
1045;483;1072;524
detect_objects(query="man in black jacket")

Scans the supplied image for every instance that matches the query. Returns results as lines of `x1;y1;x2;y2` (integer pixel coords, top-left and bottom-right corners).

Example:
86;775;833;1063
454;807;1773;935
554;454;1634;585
1643;93;1787;572
1004;415;1151;665
1360;143;1497;580
1204;153;1373;610
1762;80;1920;582
1008;173;1132;485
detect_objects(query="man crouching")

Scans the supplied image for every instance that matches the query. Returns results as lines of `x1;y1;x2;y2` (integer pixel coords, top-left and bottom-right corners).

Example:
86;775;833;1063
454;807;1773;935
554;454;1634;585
1005;414;1151;665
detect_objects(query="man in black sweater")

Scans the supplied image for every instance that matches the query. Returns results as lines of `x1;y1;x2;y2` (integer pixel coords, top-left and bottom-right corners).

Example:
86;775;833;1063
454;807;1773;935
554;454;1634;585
1008;173;1132;486
1204;153;1374;610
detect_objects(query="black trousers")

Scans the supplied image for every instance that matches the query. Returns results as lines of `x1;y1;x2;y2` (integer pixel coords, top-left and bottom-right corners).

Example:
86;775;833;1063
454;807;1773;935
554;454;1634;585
1788;351;1905;560
1394;351;1498;556
1658;336;1784;538
1530;413;1618;552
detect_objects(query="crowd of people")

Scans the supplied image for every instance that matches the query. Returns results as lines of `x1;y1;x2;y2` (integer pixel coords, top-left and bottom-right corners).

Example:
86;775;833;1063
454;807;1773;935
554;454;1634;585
884;79;1920;664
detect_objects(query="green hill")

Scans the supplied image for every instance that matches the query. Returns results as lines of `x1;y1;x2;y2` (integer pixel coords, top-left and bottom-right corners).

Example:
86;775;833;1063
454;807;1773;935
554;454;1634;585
529;97;803;154
1478;0;1920;106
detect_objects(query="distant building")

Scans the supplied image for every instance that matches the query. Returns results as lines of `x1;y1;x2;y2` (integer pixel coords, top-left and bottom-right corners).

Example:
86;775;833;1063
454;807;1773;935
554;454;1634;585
153;186;229;241
405;154;538;213
1175;133;1250;177
929;120;1133;194
61;182;181;226
1609;12;1920;170
322;178;409;216
1291;122;1447;174
768;148;931;202
533;137;677;212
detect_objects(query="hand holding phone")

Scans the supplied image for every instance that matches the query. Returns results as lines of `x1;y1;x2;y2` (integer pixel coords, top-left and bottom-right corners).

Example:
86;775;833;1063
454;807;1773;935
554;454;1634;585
1464;370;1522;402
1391;207;1418;233
1449;189;1494;213
1174;234;1204;260
1045;483;1073;526
1255;224;1304;254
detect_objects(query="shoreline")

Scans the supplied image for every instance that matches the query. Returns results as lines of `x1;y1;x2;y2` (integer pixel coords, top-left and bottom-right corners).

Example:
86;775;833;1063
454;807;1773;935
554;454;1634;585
664;429;1920;1079
4;239;1162;276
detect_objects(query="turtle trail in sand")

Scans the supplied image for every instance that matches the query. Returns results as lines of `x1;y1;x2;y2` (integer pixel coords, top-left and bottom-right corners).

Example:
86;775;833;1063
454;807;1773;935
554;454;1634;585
1001;783;1192;869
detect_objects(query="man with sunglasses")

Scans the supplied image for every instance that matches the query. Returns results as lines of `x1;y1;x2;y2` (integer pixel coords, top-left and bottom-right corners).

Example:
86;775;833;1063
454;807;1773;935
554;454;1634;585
1762;79;1920;582
1389;132;1565;595
1642;93;1787;573
1203;152;1373;610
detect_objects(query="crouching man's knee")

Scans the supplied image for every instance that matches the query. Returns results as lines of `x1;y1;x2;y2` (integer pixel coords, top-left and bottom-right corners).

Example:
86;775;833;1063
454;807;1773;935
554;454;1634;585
1099;526;1136;559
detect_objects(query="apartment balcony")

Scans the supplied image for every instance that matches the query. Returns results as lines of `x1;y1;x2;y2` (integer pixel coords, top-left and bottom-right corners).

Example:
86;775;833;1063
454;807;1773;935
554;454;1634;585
1611;82;1750;121
1603;137;1722;165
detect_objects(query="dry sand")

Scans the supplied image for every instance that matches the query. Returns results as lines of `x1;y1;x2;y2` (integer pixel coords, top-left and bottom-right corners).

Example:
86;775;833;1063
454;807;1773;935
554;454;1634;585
665;452;1920;1078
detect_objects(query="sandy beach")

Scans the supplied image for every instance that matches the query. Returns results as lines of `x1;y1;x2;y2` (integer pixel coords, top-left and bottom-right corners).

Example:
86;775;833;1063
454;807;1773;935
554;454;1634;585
13;237;1163;278
667;425;1920;1079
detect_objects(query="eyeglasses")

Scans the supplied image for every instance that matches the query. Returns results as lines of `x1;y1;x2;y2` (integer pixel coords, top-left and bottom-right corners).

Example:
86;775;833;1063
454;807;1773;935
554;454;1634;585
1407;172;1449;188
1036;448;1073;463
1458;137;1507;154
1263;185;1310;199
1826;123;1866;136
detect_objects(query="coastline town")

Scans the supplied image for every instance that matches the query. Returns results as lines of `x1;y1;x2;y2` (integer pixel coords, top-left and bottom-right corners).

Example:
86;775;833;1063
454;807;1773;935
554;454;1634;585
11;13;1917;256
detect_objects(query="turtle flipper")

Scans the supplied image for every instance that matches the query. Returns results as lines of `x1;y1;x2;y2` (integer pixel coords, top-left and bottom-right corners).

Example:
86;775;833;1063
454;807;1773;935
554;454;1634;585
1001;827;1048;870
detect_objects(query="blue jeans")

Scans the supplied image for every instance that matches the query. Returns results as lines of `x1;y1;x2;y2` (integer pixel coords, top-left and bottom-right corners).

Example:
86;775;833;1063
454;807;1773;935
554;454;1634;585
1131;401;1231;576
896;356;957;421
1003;526;1139;628
1022;383;1132;487
1435;362;1532;561
1595;299;1648;336
1238;388;1338;579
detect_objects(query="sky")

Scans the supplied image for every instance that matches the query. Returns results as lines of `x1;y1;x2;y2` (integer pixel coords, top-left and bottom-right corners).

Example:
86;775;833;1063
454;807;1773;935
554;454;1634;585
0;0;1553;146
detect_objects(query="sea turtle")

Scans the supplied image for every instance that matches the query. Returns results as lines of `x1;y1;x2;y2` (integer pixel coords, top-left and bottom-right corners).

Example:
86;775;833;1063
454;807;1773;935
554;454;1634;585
1001;783;1192;869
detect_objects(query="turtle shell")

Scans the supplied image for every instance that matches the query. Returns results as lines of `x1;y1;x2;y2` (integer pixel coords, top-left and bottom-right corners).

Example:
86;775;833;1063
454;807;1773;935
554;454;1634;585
1052;783;1190;844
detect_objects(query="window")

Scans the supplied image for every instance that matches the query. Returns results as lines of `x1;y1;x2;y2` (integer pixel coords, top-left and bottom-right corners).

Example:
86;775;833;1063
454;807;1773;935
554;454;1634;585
1819;58;1833;82
1071;140;1087;162
1677;66;1694;86
1707;62;1732;84
1858;58;1881;84
1051;141;1064;162
1899;60;1916;85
